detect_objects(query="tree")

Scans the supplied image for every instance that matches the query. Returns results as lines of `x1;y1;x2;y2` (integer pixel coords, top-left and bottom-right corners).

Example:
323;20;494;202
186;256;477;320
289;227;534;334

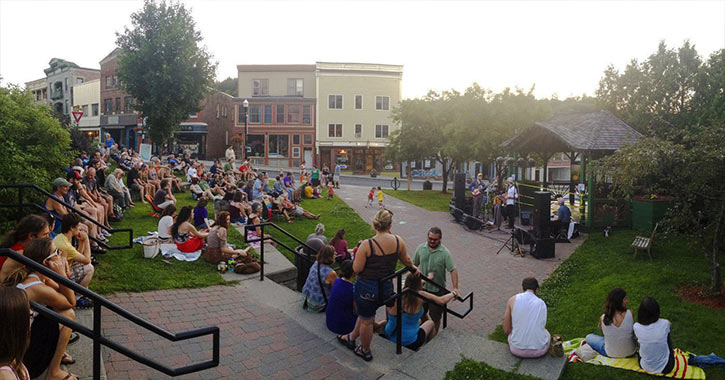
116;0;217;144
215;77;238;97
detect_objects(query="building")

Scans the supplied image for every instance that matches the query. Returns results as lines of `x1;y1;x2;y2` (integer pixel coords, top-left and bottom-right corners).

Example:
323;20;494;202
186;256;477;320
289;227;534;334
315;62;403;173
99;48;141;149
235;65;317;168
170;90;235;160
25;58;100;117
72;79;101;142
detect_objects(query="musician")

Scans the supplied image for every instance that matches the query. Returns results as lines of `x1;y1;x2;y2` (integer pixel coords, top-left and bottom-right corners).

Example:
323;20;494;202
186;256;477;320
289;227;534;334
551;198;571;238
469;173;486;219
505;178;518;229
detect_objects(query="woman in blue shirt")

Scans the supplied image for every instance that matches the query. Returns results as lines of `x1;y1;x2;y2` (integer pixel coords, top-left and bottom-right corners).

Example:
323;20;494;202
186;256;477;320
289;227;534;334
382;272;456;351
326;260;357;335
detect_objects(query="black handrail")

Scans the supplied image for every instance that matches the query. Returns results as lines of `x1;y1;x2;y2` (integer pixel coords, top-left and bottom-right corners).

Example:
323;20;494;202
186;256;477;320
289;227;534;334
0;248;219;378
381;266;474;354
0;184;133;250
243;221;317;281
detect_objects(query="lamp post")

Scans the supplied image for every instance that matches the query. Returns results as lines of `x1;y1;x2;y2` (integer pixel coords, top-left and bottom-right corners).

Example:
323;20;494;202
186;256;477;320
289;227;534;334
242;99;249;160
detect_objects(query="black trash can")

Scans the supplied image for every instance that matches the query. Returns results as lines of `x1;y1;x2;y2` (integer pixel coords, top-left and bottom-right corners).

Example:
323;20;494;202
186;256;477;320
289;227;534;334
295;245;314;291
423;180;433;190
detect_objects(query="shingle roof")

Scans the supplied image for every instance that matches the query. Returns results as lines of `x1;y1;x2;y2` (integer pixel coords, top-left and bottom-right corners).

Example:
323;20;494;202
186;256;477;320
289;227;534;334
503;110;642;153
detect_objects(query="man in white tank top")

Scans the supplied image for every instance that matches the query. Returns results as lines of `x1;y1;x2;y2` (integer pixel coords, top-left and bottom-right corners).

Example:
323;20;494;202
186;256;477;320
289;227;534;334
503;277;550;358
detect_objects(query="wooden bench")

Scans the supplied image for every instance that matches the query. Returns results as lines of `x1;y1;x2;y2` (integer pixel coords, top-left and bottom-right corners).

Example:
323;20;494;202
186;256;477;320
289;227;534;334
632;223;658;260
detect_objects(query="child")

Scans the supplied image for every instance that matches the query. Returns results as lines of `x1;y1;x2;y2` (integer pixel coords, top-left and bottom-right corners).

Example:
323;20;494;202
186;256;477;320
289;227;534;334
366;187;375;207
377;186;384;208
327;185;334;200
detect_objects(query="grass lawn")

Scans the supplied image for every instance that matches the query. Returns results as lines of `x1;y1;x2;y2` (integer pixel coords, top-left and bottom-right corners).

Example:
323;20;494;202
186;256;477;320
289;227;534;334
474;230;725;380
382;189;454;212
445;358;538;380
265;195;373;263
90;192;228;294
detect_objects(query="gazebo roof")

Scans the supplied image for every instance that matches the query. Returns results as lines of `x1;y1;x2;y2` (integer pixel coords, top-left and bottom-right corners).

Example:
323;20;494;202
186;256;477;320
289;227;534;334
503;110;642;153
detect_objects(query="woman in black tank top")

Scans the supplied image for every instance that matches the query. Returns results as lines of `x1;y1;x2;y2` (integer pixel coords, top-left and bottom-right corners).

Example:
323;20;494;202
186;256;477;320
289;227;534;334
337;209;419;362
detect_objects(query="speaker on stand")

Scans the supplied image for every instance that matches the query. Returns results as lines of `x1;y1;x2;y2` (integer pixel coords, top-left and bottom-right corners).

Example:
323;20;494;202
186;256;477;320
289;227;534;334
532;191;551;239
454;173;466;211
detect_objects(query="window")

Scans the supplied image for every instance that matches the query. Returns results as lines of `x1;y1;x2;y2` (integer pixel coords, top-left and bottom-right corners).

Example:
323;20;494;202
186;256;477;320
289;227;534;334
103;99;112;114
302;105;311;124
276;105;285;124
223;106;227;118
375;124;389;138
115;98;121;113
249;105;261;123
92;103;99;116
76;77;84;84
287;104;300;123
355;95;363;109
355;124;362;138
375;96;390;110
268;135;289;157
328;123;342;137
124;96;134;113
328;94;342;109
263;105;273;124
237;105;245;124
292;147;300;158
287;79;303;96
304;134;312;144
82;105;89;116
252;79;268;96
113;76;118;88
247;134;264;157
216;104;220;119
188;112;198;119
105;76;112;89
293;134;300;144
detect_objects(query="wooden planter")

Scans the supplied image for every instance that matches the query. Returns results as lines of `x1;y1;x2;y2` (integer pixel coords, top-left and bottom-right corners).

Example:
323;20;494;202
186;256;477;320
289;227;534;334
631;197;673;232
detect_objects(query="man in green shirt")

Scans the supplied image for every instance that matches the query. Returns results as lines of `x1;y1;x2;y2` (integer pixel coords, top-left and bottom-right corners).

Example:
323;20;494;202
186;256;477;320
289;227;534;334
413;226;459;339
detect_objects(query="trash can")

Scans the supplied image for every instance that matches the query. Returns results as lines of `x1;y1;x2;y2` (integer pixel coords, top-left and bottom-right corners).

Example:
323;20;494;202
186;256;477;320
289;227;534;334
423;180;433;190
295;245;314;291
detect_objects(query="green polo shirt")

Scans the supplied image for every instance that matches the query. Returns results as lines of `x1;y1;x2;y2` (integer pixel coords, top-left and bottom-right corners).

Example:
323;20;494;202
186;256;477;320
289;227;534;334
413;242;455;293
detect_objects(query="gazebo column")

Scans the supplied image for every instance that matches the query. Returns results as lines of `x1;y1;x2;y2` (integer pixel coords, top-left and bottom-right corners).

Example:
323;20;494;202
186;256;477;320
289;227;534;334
538;152;554;188
565;151;579;205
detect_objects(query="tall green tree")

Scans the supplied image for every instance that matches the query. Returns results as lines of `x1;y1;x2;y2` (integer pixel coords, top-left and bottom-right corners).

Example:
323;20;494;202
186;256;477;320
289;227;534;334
116;0;217;144
215;77;238;97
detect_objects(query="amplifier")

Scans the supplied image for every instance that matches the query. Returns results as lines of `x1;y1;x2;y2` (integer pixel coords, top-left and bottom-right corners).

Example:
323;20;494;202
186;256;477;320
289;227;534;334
532;237;555;259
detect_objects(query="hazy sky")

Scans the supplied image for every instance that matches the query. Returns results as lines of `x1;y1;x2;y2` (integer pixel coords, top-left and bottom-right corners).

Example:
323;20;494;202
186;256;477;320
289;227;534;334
1;0;723;99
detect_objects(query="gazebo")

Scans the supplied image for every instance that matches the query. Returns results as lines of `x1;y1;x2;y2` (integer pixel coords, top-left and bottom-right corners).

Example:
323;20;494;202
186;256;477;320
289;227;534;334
502;110;642;228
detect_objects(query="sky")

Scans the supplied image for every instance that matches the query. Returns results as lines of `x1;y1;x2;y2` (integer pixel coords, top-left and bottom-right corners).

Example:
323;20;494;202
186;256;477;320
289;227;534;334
1;0;723;100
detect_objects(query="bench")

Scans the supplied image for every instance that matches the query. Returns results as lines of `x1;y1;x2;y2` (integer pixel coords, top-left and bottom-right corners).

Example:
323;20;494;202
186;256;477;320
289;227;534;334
632;223;658;260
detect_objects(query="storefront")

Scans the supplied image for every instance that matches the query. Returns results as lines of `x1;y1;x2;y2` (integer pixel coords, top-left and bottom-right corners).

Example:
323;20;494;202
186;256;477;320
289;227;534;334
320;146;392;174
171;122;208;159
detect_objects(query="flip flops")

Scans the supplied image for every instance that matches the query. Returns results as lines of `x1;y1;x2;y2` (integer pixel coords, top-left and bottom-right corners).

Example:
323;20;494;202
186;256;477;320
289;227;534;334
337;334;356;350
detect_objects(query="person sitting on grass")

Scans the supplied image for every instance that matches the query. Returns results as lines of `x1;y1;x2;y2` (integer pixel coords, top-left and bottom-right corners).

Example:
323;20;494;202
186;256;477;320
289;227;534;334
307;223;328;245
304;183;315;199
203;211;252;264
157;204;176;244
330;229;352;262
9;238;78;380
503;277;550;358
0;215;50;284
584;288;636;358
0;287;32;380
157;163;182;193
379;272;456;351
171;206;208;253
153;179;177;211
326;260;357;335
193;198;209;229
301;245;338;313
245;203;272;251
229;191;248;225
53;214;94;308
199;172;225;199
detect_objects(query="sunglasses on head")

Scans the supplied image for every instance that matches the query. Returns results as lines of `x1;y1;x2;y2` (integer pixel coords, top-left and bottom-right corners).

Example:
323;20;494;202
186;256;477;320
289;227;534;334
45;248;60;261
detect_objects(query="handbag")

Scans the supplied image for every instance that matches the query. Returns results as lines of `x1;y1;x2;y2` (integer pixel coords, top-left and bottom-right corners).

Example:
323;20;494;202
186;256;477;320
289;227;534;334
303;262;328;311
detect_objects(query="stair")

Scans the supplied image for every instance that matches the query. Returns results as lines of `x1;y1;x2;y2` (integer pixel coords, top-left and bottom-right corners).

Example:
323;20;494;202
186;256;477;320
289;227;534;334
62;308;108;380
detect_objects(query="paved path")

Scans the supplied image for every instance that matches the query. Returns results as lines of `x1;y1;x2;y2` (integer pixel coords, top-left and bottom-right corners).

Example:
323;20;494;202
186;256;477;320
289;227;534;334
336;185;583;335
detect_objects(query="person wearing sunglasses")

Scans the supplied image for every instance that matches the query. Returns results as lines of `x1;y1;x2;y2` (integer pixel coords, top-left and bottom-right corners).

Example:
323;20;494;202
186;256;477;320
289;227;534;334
8;238;78;380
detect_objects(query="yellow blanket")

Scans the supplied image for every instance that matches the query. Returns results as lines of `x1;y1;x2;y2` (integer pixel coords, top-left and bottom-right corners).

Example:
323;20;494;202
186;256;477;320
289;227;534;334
564;339;706;379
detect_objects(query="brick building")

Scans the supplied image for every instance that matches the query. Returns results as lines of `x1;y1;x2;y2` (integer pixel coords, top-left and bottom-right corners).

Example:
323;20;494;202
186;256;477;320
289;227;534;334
171;90;235;160
99;48;140;149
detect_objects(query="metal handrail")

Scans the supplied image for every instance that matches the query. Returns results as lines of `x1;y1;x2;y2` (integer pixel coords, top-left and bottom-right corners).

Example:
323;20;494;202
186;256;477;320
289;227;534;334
380;266;474;354
243;221;317;281
0;184;132;250
0;248;219;378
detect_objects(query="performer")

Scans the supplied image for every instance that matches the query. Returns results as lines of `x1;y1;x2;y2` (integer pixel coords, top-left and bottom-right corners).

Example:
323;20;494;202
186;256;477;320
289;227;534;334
469;173;486;219
505;178;518;229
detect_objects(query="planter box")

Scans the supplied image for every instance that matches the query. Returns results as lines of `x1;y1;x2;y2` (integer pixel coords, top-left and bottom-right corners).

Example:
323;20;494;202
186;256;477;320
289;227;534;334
631;199;673;232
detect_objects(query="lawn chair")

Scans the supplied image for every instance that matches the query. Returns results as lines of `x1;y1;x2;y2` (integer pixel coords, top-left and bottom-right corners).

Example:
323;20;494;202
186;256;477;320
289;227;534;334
145;193;163;217
632;223;658;260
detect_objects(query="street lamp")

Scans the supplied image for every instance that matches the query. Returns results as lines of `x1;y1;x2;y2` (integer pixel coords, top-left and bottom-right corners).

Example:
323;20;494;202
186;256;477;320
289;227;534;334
242;99;249;160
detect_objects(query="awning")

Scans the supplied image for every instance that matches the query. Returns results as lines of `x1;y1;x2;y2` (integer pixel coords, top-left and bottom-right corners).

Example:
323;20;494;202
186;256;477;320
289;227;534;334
175;122;208;134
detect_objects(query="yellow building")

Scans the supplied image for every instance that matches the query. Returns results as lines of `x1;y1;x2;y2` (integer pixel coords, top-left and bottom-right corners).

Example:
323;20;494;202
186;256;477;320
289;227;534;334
72;79;101;141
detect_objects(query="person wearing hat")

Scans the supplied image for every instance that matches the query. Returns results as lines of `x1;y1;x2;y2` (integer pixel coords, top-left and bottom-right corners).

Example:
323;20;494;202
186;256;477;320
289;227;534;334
469;173;487;220
44;177;73;234
505;178;518;229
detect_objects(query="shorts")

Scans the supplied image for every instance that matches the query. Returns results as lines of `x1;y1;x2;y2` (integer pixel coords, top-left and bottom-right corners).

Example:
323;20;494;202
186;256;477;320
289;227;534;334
423;289;447;324
311;178;320;187
69;261;87;283
354;278;393;319
130;183;141;191
292;207;304;216
406;329;427;351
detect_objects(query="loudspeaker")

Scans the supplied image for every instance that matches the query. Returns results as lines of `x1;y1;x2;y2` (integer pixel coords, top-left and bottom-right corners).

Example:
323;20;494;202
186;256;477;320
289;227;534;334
533;191;551;238
514;227;534;244
454;173;466;210
532;238;555;259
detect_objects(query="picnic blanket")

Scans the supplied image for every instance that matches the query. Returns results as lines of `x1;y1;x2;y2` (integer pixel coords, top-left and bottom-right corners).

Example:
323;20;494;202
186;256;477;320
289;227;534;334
160;244;202;262
563;339;706;379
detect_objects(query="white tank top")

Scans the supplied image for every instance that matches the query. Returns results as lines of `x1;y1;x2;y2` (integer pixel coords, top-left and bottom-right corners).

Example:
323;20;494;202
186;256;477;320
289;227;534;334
510;291;550;350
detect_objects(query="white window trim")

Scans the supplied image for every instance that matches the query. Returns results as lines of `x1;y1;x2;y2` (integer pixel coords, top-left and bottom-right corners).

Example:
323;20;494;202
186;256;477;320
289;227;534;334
354;123;362;139
292;147;300;158
375;95;390;111
354;95;363;110
328;123;343;138
328;94;343;110
288;78;304;96
252;79;269;96
375;124;389;139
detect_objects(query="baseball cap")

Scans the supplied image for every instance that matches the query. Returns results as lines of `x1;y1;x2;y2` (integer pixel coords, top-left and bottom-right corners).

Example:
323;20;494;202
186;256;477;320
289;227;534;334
53;178;72;188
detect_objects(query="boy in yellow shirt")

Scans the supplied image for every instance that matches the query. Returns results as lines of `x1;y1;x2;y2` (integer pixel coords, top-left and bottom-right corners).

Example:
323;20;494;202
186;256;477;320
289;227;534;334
377;186;384;208
53;214;95;308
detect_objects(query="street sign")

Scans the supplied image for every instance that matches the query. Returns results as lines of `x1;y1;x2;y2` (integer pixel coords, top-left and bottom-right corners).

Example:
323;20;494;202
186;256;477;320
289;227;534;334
72;111;83;123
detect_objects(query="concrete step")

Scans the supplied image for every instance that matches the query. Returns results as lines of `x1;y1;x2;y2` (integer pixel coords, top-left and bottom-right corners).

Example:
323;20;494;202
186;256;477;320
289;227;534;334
63;308;108;380
221;240;297;285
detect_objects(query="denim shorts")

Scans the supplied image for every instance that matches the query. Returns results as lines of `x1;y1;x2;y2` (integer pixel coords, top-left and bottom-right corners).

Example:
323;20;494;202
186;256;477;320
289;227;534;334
354;278;393;319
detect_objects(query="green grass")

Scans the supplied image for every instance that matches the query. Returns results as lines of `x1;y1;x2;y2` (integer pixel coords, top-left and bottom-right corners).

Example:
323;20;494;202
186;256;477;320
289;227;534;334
265;195;373;262
480;230;725;380
382;190;454;212
445;358;538;380
90;192;228;294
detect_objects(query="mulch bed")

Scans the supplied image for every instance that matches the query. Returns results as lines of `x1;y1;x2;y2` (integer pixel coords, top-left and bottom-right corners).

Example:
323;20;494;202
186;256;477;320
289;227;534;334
676;285;725;310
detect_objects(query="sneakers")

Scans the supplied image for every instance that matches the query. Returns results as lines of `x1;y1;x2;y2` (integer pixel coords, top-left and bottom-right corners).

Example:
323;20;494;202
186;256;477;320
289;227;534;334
76;296;95;309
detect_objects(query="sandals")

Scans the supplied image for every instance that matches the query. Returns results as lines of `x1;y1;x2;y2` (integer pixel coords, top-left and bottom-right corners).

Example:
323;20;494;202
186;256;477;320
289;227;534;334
354;345;373;362
62;352;76;365
60;372;79;380
337;334;356;350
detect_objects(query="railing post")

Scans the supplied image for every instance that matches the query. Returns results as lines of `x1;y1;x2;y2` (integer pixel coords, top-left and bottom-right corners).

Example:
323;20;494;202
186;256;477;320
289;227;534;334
443;304;448;329
396;274;402;355
259;225;264;281
93;302;101;380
